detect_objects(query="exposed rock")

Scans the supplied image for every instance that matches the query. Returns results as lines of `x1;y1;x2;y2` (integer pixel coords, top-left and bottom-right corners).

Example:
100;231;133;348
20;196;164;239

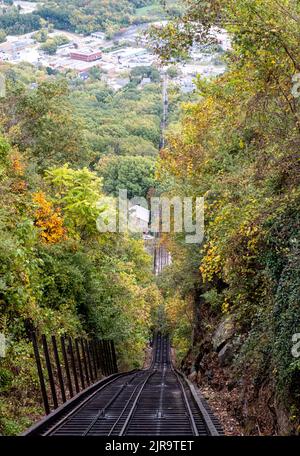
275;401;293;435
212;315;236;351
218;343;234;367
204;369;213;381
244;416;259;435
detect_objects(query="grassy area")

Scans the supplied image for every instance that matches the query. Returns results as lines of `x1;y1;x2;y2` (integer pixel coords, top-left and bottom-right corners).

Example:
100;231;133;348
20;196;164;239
135;3;165;18
135;0;182;19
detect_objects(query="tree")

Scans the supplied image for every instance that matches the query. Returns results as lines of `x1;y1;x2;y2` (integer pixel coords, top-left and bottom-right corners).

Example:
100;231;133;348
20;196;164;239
97;155;156;198
89;66;103;81
45;165;105;238
32;192;66;244
40;35;70;55
40;39;58;55
33;29;48;43
166;66;180;79
0;12;41;35
0;79;89;169
130;66;161;84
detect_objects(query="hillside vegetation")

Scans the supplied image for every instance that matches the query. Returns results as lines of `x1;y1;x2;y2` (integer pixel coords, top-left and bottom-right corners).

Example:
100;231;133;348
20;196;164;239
152;0;300;435
0;63;167;435
0;0;182;39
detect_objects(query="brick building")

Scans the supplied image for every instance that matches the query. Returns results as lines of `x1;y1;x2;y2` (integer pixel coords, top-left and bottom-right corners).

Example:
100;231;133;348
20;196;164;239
70;49;102;62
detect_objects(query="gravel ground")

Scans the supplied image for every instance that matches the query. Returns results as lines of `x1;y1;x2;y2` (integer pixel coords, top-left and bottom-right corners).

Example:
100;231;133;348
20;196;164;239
198;384;243;435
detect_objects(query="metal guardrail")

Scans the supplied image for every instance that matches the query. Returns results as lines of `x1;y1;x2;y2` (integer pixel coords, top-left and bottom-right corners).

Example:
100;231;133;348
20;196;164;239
31;332;118;415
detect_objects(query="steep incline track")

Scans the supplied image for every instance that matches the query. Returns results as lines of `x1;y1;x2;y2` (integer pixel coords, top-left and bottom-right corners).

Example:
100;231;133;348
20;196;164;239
24;333;223;436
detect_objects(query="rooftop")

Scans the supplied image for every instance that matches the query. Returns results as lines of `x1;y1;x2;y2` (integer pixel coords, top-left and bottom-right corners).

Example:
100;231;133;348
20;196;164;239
70;48;102;56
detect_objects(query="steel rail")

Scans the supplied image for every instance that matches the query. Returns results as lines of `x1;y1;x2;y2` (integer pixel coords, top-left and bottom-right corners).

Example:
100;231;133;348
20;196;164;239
43;371;138;436
82;371;142;436
23;370;138;436
108;370;156;436
175;368;221;436
23;333;222;436
173;369;199;436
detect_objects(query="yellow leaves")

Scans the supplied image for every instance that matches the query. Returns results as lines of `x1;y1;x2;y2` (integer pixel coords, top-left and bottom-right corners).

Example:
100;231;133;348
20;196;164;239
186;158;194;177
165;293;193;329
200;242;223;283
32;192;66;244
222;298;230;314
238;222;261;254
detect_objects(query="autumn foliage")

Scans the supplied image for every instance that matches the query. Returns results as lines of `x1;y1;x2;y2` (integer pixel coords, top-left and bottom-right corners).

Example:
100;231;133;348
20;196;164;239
33;192;66;244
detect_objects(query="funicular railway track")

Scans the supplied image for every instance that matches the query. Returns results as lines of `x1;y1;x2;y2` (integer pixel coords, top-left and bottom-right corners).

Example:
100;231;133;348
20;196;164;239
24;333;223;436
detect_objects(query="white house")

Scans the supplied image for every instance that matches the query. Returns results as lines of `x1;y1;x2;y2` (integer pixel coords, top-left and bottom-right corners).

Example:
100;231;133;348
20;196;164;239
128;205;150;233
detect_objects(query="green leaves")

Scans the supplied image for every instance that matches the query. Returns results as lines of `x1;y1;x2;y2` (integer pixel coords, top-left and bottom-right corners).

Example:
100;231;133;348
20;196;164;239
97;155;156;199
0;79;89;170
46;165;105;237
69;74;162;159
0;136;10;177
151;0;300;429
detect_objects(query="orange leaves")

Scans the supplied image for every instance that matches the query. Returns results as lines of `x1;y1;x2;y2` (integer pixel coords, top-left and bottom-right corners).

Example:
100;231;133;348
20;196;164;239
10;180;27;194
10;150;25;176
9;150;27;194
32;192;66;244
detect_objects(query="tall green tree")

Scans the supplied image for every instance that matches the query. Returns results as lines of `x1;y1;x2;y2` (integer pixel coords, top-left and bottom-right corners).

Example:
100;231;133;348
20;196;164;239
0;79;90;169
97;155;156;198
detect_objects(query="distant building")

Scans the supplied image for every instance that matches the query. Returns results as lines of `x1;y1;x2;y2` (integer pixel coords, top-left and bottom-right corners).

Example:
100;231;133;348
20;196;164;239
78;70;91;80
13;39;34;52
140;77;151;87
128;205;150;233
49;56;103;79
91;31;106;40
109;77;130;91
57;42;74;50
70;49;102;62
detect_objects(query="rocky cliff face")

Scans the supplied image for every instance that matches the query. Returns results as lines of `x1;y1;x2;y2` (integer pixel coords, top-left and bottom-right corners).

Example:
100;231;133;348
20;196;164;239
182;306;298;436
